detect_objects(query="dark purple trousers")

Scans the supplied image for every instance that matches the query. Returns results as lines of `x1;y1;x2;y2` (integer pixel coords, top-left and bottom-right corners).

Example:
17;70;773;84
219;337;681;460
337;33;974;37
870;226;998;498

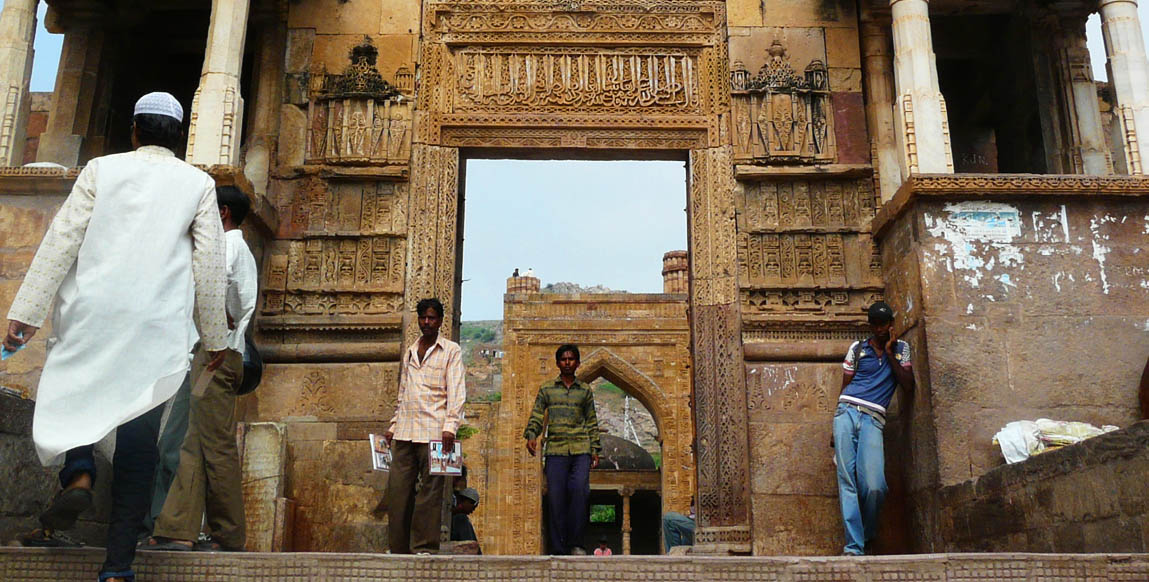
544;454;591;555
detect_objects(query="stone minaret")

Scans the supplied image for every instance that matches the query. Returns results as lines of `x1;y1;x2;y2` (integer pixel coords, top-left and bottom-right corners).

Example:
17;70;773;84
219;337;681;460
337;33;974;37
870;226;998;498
662;250;688;294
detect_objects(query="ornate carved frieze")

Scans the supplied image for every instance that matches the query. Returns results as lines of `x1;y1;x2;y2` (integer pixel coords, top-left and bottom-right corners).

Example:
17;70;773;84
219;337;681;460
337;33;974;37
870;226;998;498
260;178;410;342
735;176;882;332
455;48;701;113
421;1;728;148
731;41;835;165
305;37;413;166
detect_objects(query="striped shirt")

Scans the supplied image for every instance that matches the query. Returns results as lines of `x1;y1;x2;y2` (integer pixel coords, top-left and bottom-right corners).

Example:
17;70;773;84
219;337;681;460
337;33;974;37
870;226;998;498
389;335;466;443
522;377;602;456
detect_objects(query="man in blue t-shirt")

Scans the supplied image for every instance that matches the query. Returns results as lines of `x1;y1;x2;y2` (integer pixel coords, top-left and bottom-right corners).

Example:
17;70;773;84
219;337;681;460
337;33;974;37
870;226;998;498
833;301;914;556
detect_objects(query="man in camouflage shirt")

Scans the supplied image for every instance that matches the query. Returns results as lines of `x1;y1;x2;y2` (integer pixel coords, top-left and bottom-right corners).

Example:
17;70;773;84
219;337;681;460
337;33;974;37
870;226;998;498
523;344;601;555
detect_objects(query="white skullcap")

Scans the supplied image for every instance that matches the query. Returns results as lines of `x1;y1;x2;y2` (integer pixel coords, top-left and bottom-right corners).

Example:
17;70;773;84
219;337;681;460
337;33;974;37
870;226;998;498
133;92;184;123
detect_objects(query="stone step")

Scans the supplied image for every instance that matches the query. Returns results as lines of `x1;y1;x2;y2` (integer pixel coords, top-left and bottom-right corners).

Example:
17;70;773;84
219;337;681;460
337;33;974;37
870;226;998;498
2;548;1148;581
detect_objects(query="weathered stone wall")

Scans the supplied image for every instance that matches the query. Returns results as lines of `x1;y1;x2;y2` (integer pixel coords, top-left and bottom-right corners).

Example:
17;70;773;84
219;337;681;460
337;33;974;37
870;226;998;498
934;421;1149;552
874;175;1149;551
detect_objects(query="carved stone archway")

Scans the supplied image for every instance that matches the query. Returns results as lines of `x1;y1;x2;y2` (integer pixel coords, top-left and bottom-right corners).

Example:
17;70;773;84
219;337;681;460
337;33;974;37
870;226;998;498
401;0;752;554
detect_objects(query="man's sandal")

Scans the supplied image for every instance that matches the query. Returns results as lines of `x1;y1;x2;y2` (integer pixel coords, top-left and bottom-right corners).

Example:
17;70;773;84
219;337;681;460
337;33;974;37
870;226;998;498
19;528;85;547
39;488;93;532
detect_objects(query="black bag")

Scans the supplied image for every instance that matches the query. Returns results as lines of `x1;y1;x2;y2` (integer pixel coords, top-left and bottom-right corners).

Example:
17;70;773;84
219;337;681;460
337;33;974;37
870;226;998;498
238;336;263;396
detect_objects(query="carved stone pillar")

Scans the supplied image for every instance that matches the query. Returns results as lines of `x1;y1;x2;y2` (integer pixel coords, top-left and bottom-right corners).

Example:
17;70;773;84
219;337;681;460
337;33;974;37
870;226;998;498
186;0;250;166
36;4;103;166
1047;10;1113;175
404;144;460;346
1099;0;1149;174
889;0;953;175
860;6;902;201
621;488;633;555
0;0;36;166
242;6;285;196
688;146;751;554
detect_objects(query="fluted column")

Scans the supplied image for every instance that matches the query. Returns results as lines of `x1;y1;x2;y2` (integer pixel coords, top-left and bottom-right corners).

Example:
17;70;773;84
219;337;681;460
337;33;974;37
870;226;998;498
861;6;903;200
0;0;36;165
1050;12;1112;175
889;0;953;175
187;0;250;166
1099;0;1149;174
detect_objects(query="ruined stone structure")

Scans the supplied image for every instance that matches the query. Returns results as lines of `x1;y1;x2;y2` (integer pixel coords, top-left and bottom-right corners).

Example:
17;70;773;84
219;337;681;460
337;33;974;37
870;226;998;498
2;0;1149;561
490;269;693;555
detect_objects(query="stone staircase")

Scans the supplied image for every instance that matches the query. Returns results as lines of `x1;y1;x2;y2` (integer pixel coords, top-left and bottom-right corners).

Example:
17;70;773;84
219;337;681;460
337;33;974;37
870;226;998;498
2;548;1148;581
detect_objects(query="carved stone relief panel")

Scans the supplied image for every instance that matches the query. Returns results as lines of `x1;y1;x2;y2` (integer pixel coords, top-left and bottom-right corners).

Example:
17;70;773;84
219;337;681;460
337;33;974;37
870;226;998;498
421;1;729;149
260;178;410;341
736;176;882;331
403;144;461;346
304;37;413;166
731;40;835;164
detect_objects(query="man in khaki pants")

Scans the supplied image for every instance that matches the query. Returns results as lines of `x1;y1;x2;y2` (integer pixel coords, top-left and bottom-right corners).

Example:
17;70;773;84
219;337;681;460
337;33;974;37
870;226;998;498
383;298;466;554
145;186;258;552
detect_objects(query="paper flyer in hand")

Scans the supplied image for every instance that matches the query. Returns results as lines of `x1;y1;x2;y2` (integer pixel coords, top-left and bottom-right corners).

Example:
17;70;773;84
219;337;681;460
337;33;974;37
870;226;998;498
369;433;392;472
428;440;463;476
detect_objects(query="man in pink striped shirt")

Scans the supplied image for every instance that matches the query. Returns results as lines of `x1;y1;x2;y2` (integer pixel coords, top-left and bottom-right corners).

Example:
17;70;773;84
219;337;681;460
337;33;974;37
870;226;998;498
383;298;466;554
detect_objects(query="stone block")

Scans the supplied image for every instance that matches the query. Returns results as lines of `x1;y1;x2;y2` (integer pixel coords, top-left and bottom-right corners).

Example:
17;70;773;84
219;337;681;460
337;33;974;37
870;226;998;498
240;363;399;423
0;392;33;435
1081;516;1143;552
728;28;826;82
825;27;860;68
751;494;841;556
761;0;855;27
748;422;836;497
285;28;315;74
379;1;421;35
287;421;337;442
832;92;868;165
289;0;382;35
0;204;50;248
276;105;307;167
0;250;34;279
242;422;286;552
726;0;762;27
828;67;861;93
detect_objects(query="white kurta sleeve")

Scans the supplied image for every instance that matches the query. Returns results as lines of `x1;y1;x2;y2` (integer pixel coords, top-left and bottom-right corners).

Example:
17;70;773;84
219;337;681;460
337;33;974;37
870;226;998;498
7;163;99;327
191;182;229;351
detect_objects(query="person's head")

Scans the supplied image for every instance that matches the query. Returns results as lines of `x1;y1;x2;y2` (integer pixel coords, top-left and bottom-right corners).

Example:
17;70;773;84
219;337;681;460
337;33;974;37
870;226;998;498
455;487;479;514
555;343;580;376
131;92;184;151
598;536;608;548
416;298;445;339
867;301;895;341
216;186;251;230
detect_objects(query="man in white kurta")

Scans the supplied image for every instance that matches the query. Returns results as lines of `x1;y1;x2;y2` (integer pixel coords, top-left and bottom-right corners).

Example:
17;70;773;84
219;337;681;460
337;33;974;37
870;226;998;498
2;92;228;582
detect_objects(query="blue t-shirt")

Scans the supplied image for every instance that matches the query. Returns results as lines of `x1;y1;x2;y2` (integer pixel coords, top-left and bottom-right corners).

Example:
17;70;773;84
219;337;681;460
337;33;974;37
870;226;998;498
840;338;911;412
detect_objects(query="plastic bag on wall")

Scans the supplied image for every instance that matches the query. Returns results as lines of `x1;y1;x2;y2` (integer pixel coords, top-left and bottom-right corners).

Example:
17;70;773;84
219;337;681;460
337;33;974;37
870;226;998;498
993;419;1119;464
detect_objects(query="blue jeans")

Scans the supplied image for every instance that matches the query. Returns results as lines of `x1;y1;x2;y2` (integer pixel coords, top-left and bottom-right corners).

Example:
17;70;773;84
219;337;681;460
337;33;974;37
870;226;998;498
662;512;695;552
833;403;887;555
544;454;591;555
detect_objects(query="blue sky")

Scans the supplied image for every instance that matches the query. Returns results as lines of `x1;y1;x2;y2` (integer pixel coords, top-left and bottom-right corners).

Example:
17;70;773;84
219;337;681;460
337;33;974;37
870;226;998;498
22;6;1149;320
461;160;687;320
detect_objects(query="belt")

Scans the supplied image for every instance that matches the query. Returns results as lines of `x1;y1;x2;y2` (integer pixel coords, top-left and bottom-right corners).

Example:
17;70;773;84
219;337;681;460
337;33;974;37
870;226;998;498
842;402;886;423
